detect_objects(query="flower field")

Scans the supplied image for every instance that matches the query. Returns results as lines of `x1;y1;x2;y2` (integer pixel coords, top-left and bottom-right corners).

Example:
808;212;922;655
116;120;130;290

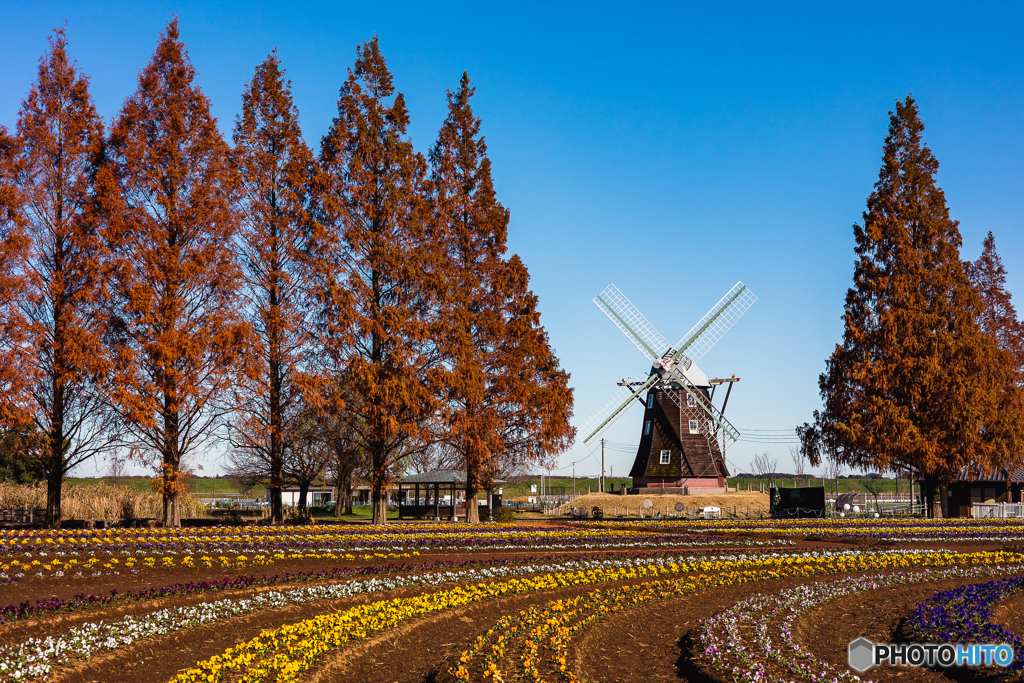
1;519;1023;682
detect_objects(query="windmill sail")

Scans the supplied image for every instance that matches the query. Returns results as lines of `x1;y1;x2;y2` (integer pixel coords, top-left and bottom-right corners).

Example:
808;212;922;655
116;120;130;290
594;283;671;361
579;373;658;445
579;281;756;448
668;282;756;365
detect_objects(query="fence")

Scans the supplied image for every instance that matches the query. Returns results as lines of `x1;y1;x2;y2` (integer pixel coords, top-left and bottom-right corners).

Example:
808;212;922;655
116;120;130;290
550;504;767;520
826;500;926;517
973;502;1024;519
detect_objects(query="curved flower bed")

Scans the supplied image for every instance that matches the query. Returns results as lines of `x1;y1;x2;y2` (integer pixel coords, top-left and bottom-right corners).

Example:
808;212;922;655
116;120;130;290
0;549;730;625
452;567;819;683
0;524;749;558
905;576;1024;677
0;548;828;681
587;518;1024;543
697;565;1022;683
0;524;781;587
172;550;1024;683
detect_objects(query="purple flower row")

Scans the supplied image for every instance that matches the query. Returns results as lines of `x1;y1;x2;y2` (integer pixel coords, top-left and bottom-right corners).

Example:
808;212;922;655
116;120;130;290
905;576;1024;675
0;546;765;625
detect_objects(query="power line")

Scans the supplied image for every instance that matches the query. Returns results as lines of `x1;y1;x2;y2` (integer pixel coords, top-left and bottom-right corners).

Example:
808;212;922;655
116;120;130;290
741;430;802;436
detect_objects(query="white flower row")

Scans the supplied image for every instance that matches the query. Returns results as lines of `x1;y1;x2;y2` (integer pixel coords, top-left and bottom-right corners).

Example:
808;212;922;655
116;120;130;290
698;564;1018;683
0;550;766;681
0;546;943;681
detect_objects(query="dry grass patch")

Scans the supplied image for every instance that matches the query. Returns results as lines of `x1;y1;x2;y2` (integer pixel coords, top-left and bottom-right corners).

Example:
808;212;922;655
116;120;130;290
553;491;770;516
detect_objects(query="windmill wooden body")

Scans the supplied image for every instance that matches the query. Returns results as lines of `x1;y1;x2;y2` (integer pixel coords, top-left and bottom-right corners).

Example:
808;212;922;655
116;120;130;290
579;282;755;493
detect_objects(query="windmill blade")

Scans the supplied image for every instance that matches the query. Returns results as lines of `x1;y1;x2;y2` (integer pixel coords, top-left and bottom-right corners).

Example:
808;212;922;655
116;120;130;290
578;372;659;445
668;282;756;365
662;366;741;447
594;283;671;361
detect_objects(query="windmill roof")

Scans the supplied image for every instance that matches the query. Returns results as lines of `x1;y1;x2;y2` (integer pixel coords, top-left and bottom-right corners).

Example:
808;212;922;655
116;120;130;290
652;355;711;388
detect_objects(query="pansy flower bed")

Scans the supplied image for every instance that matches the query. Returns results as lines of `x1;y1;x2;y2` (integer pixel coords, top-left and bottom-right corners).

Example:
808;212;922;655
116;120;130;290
3;518;1024;682
904;576;1024;677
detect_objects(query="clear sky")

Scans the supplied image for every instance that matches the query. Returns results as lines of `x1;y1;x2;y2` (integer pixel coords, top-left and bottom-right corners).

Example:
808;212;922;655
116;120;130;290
2;1;1022;480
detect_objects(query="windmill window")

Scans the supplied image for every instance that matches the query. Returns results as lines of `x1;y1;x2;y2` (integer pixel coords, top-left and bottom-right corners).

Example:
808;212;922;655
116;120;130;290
686;394;696;407
647;394;654;409
688;419;699;434
659;450;671;465
645;420;651;436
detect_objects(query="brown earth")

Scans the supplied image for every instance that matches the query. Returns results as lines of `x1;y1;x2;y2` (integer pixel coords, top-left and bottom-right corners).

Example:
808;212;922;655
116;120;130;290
2;531;1020;683
552;491;770;516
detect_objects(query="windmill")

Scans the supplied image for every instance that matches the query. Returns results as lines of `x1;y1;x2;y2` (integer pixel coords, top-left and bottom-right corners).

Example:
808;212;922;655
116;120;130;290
579;282;756;493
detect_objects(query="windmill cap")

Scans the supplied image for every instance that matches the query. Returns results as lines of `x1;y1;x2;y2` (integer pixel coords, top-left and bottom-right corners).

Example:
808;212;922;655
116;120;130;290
650;354;711;388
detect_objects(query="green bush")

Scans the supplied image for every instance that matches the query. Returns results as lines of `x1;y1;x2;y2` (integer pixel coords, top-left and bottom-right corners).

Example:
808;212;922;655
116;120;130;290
490;506;516;523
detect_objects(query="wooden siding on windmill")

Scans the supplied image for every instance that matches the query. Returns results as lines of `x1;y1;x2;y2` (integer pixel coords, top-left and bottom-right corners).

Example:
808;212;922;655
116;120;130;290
628;388;730;480
630;390;684;478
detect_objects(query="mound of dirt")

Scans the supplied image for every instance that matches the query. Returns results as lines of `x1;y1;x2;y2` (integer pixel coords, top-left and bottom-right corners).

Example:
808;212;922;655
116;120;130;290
552;491;770;517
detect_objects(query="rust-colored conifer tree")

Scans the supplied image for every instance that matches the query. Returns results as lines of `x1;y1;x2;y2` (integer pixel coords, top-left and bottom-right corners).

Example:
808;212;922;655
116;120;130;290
230;51;316;525
102;20;246;527
311;38;434;524
429;73;574;522
2;31;118;528
0;127;31;443
968;232;1024;474
814;96;1004;517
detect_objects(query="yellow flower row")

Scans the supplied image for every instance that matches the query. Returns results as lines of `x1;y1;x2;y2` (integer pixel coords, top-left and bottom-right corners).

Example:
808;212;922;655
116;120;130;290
0;551;418;576
171;550;1024;683
602;518;1024;536
1;526;643;548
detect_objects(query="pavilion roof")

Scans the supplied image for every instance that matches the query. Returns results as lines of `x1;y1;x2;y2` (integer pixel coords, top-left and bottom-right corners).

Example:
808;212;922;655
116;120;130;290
399;469;505;485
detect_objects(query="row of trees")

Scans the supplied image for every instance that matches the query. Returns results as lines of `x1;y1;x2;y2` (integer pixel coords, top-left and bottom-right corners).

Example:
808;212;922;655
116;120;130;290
799;95;1023;517
0;21;575;527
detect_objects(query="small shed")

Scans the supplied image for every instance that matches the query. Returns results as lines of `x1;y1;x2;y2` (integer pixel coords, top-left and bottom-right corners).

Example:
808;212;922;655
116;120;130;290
397;469;504;520
943;466;1024;518
269;485;335;507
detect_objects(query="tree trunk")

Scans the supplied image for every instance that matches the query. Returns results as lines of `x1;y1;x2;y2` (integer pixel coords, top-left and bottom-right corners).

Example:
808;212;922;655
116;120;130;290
334;477;343;518
298;480;309;511
163;491;180;527
344;471;353;515
163;395;181;528
333;448;354;517
372;490;388;523
465;459;480;524
45;464;63;529
371;448;388;524
269;479;283;525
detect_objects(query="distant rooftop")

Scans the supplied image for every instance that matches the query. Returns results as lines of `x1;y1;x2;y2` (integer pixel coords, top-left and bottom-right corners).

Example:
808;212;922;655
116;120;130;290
400;469;505;485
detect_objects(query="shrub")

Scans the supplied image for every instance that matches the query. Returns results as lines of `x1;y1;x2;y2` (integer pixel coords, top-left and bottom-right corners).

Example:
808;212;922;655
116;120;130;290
490;506;516;523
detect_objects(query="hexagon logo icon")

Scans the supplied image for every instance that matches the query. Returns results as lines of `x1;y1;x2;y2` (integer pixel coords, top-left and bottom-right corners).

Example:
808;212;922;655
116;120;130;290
848;637;875;672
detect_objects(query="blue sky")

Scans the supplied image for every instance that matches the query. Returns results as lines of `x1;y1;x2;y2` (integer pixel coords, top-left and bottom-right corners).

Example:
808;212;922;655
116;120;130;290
2;1;1023;479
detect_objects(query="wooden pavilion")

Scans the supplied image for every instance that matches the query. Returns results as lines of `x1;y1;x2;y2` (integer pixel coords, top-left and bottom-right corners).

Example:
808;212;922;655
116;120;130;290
396;469;505;520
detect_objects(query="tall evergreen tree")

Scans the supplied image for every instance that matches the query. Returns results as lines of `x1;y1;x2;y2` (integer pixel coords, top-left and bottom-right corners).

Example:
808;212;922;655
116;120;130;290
3;30;118;528
429;73;575;522
0;126;31;444
230;51;316;525
102;20;246;527
968;232;1024;475
815;96;1005;517
969;232;1024;367
311;38;434;524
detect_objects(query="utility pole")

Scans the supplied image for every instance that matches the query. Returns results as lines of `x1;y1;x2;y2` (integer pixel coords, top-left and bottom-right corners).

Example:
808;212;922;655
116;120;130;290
601;438;605;493
573;463;576;497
